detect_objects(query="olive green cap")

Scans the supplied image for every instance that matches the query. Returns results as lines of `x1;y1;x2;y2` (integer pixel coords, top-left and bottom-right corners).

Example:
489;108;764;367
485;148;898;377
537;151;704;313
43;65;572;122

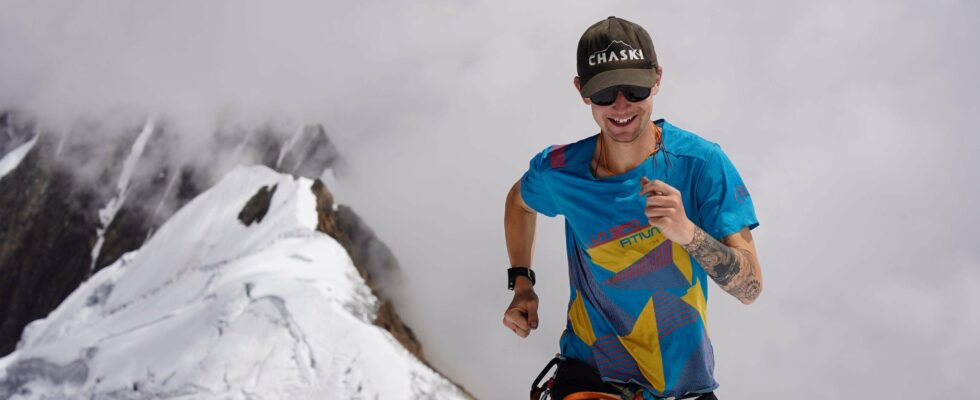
577;16;659;97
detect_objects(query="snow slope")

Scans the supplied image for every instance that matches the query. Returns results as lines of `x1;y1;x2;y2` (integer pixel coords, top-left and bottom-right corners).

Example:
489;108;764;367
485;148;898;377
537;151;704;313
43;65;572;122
0;133;37;181
90;119;156;272
0;165;468;399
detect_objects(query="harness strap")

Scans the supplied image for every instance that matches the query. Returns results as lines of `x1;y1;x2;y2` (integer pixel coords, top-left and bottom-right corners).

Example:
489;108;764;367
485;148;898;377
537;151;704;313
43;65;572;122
562;392;627;400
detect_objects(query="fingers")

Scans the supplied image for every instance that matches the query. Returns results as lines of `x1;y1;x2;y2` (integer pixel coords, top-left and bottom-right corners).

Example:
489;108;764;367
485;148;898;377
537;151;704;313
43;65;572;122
648;179;676;193
639;178;677;196
644;206;675;218
504;308;529;330
503;308;531;338
645;194;677;208
503;316;530;337
503;289;539;338
645;207;676;229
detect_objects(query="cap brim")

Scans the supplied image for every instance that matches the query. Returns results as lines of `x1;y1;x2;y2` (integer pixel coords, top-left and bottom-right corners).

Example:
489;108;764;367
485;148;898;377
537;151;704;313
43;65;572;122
580;69;659;97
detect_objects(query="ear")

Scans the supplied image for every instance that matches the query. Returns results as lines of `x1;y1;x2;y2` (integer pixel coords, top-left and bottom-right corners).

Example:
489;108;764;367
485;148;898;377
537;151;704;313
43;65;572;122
651;66;664;96
573;76;591;105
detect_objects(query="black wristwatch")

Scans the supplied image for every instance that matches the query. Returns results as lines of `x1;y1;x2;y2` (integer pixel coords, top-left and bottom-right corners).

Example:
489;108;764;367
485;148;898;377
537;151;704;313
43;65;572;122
508;267;536;290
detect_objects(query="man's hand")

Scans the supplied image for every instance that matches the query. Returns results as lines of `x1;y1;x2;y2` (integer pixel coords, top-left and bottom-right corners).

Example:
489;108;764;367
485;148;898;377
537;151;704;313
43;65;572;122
639;177;763;303
502;277;539;338
639;177;695;245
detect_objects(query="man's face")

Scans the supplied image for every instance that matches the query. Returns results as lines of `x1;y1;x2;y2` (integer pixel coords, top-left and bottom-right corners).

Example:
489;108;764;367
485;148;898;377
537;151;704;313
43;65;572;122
575;69;662;143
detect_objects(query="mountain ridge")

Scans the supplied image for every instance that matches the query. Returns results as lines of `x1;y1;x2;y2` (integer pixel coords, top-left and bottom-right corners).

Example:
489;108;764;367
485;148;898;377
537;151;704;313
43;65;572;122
0;110;471;398
0;165;471;399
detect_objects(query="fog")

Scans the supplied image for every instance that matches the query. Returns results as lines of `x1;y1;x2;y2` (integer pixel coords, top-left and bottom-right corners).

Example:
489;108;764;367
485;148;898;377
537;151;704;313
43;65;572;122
2;0;977;398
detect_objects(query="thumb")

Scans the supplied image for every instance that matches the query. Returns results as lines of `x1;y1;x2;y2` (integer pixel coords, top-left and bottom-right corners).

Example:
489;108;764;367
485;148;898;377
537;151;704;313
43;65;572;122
527;301;539;330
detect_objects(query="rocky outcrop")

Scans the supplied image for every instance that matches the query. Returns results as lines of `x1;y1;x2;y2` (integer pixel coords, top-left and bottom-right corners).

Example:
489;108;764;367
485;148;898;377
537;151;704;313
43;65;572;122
276;124;342;178
238;184;278;226
0;166;472;399
333;204;402;292
374;299;424;360
0;124;101;357
309;179;423;359
0;110;343;358
307;177;477;398
0;110;464;397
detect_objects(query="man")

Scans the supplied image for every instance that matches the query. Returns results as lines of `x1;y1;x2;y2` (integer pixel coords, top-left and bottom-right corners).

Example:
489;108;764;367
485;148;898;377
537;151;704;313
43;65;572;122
502;16;762;400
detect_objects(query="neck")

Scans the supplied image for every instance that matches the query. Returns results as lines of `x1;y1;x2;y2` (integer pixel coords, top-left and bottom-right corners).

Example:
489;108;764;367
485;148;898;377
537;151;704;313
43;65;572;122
592;121;661;177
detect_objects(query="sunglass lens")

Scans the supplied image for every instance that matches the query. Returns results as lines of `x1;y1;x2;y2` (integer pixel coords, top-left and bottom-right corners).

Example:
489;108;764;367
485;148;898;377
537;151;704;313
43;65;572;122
590;86;618;106
589;85;651;105
623;86;652;102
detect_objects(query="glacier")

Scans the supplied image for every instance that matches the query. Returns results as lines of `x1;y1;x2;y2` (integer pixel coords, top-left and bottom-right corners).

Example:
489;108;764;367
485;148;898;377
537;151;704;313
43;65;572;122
0;165;468;400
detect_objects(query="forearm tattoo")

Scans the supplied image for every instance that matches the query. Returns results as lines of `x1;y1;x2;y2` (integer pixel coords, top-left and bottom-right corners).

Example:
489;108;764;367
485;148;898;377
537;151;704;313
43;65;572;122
682;227;761;303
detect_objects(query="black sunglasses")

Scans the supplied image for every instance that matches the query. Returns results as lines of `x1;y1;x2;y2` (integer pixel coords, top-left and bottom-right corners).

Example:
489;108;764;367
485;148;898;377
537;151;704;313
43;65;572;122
589;85;652;106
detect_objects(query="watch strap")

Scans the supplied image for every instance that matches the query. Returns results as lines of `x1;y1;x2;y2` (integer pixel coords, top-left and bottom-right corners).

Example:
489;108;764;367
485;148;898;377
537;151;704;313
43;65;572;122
508;267;536;290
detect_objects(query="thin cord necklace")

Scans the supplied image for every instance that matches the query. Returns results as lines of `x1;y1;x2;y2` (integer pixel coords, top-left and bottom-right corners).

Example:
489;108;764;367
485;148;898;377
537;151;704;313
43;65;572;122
592;124;663;178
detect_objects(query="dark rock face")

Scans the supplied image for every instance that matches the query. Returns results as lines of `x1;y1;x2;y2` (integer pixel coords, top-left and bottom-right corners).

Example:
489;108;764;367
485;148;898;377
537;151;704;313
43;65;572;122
0;110;343;358
0;113;172;354
308;180;421;361
0;131;101;357
0;109;469;397
277;125;342;178
311;179;348;247
374;299;423;359
238;184;278;226
333;204;402;294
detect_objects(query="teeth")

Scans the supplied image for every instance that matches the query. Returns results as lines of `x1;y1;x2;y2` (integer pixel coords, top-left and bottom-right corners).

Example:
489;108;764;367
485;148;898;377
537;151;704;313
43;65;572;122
612;116;633;124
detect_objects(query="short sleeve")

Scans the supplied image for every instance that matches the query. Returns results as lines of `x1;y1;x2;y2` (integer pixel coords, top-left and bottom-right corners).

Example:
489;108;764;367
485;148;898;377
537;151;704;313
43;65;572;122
519;147;561;217
694;144;759;239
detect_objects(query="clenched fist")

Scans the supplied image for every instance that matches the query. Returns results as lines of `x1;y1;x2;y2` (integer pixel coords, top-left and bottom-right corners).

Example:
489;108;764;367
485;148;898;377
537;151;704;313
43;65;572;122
639;177;696;246
502;277;538;338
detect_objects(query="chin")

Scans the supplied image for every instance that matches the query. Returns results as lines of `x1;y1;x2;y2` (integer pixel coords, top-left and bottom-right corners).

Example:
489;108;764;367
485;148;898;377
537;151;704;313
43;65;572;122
604;129;637;143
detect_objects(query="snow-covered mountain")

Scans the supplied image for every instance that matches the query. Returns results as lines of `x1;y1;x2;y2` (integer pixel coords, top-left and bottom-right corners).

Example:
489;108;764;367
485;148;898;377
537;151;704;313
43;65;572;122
0;111;472;399
0;165;469;399
0;111;349;356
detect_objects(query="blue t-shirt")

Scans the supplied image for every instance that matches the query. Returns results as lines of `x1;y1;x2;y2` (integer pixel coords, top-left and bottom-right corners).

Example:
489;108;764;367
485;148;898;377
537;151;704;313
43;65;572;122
520;119;759;399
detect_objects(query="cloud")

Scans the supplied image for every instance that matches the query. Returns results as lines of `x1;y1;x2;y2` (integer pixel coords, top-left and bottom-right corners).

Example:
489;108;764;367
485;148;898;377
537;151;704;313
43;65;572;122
2;0;977;398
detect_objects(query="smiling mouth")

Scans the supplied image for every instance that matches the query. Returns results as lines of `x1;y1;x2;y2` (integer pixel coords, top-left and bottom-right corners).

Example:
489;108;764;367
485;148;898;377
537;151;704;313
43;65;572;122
608;115;636;127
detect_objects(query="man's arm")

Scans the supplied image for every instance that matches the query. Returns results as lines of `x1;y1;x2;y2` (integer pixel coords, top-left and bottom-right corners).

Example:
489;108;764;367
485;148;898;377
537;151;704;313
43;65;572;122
681;226;762;304
505;180;538;271
502;180;540;338
639;177;763;304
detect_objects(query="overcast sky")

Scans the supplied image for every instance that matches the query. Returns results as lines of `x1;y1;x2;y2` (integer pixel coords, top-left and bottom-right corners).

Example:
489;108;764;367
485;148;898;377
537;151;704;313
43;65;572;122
2;0;978;399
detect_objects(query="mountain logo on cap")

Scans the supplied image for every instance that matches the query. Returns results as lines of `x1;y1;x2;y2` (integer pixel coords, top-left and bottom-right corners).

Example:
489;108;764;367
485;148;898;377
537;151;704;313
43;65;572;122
588;40;645;67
